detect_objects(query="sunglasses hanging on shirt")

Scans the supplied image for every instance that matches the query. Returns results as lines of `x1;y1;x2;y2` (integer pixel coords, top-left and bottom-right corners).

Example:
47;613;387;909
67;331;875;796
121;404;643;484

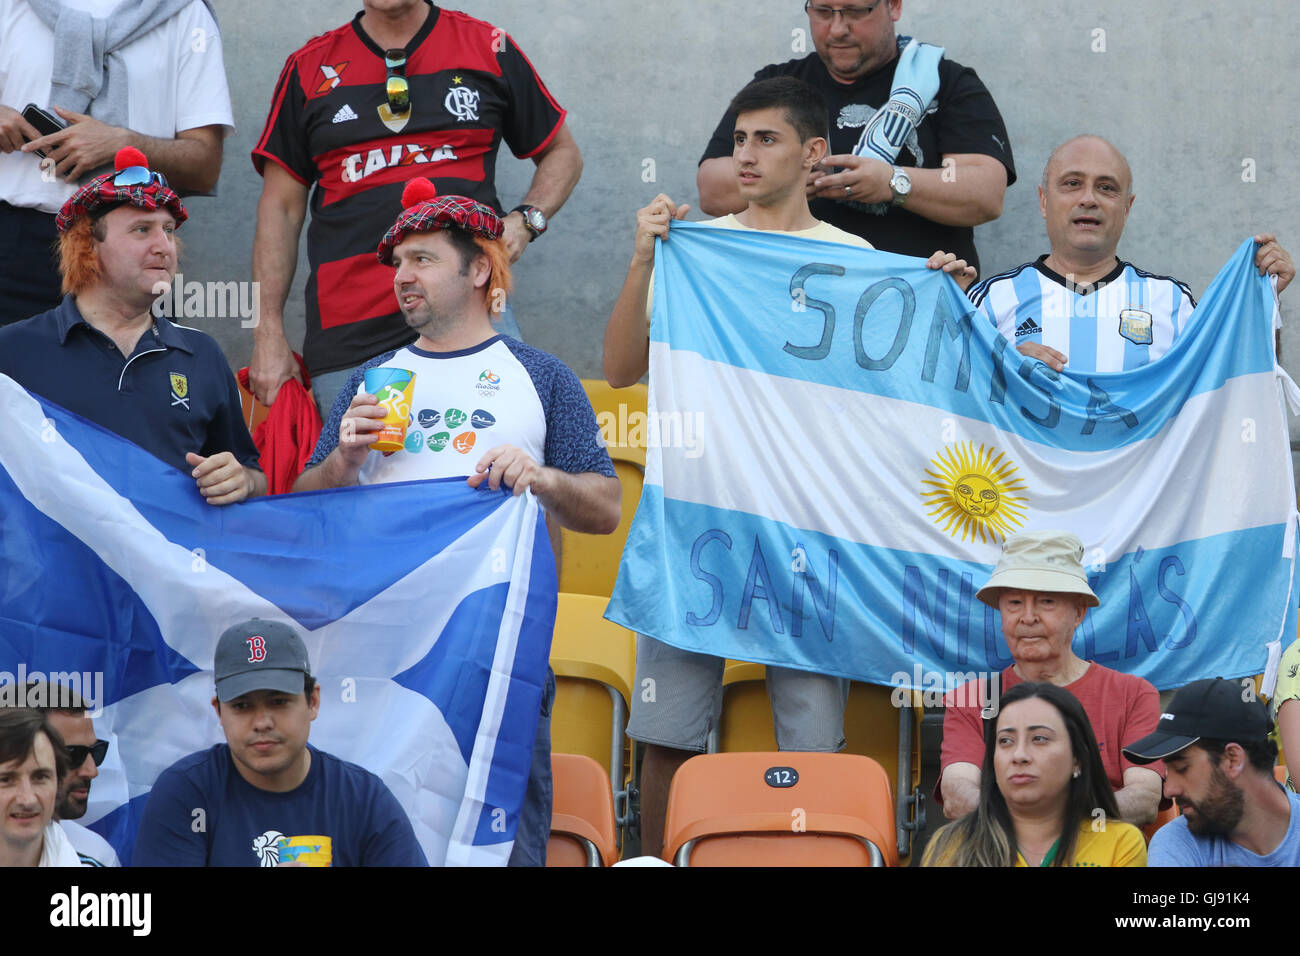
384;49;412;116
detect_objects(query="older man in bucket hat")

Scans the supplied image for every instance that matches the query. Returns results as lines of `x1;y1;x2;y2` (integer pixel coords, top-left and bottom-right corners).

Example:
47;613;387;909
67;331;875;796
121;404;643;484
937;530;1164;823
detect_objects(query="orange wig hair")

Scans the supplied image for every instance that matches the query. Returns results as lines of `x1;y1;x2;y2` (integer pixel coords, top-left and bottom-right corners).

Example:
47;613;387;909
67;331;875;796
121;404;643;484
472;234;513;309
57;217;102;296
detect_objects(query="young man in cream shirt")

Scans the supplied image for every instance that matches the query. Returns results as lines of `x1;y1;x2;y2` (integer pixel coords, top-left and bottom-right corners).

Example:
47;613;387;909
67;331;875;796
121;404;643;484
602;75;974;857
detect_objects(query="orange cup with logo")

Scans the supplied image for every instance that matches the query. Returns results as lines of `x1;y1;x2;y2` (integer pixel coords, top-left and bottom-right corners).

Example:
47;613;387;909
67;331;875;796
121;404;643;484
364;368;417;452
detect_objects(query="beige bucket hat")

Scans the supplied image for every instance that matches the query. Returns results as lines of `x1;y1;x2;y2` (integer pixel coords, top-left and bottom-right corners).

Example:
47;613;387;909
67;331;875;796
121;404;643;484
975;530;1100;608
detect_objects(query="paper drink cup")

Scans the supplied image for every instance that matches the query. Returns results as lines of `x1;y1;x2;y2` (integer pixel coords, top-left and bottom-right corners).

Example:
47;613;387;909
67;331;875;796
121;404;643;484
363;368;417;452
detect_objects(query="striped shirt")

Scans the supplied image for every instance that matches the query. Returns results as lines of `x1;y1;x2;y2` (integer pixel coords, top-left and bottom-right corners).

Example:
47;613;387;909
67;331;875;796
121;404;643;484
969;256;1196;373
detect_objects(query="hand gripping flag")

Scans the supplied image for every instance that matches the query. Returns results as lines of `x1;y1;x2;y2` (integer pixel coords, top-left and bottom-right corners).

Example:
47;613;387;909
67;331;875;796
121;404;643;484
606;223;1300;693
0;376;556;866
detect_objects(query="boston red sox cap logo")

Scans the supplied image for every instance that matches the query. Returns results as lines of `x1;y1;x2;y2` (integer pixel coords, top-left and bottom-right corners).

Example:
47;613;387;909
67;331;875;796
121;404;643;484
214;619;312;703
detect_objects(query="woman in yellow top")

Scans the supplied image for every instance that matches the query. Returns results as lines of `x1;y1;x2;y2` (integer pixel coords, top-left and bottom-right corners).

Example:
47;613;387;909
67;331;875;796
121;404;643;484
1270;638;1299;792
923;681;1146;867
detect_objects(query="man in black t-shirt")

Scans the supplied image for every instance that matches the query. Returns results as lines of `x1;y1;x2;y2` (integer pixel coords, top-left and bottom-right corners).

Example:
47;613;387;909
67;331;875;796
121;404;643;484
697;0;1014;272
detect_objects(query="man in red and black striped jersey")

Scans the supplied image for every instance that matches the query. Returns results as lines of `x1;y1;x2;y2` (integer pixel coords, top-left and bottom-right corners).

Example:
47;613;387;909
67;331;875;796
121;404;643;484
249;0;581;419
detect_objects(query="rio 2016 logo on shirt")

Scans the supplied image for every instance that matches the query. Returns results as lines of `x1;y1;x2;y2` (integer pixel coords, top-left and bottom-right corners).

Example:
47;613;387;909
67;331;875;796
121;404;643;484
428;432;450;452
476;370;501;397
405;431;424;454
470;409;496;429
443;408;468;429
417;409;441;428
453;432;476;454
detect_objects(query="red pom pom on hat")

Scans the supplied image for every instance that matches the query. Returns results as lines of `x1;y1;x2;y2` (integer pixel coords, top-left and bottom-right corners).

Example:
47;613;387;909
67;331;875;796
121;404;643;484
114;146;149;172
401;178;438;209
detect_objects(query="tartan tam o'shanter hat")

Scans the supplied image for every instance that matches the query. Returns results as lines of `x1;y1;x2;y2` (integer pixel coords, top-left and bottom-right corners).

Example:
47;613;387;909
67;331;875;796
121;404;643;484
55;146;187;233
376;178;503;265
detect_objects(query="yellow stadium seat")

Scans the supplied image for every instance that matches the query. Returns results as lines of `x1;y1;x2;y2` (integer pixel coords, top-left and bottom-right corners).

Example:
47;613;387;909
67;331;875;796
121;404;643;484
583;379;647;469
558;458;643;597
549;592;637;836
662;751;897;866
710;662;924;860
558;381;647;596
548;753;619;866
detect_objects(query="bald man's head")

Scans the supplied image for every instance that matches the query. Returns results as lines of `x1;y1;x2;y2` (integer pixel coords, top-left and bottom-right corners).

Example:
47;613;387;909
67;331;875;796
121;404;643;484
1038;135;1137;264
1041;135;1133;196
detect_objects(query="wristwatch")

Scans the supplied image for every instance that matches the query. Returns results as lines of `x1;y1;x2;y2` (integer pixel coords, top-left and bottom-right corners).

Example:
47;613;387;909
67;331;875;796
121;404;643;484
510;204;548;241
889;166;912;207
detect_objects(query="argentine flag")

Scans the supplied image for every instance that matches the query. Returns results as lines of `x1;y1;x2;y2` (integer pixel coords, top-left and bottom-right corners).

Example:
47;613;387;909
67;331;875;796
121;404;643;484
606;223;1299;692
0;375;556;866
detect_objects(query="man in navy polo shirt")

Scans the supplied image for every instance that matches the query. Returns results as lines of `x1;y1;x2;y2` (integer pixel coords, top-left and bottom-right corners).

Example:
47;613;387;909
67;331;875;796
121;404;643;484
0;146;263;505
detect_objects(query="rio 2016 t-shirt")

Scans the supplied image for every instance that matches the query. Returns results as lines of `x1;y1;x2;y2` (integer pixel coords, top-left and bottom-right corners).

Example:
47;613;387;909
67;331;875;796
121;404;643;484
132;744;427;866
306;334;614;486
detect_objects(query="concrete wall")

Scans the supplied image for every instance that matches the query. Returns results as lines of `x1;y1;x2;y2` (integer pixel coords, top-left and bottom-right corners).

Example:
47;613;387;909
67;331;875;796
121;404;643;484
191;0;1299;401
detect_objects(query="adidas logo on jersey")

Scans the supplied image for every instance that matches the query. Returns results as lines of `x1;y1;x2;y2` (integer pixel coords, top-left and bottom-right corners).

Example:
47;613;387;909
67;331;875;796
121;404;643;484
332;104;359;124
342;144;459;183
1014;317;1042;338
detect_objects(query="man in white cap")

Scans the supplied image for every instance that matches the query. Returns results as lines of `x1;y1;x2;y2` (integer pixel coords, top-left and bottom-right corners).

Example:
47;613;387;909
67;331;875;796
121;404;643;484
938;529;1164;824
1124;677;1300;865
133;618;426;866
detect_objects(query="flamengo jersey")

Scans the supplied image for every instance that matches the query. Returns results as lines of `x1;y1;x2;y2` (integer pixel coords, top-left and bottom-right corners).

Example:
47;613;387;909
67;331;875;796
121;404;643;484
969;256;1196;373
252;4;565;376
307;335;615;487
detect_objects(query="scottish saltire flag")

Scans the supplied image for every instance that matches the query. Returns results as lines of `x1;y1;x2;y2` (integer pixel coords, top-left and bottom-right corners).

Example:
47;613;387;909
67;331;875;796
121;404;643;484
0;374;555;866
606;223;1299;691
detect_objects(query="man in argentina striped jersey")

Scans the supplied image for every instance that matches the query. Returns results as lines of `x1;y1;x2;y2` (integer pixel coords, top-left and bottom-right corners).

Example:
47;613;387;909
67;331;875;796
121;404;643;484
968;135;1294;373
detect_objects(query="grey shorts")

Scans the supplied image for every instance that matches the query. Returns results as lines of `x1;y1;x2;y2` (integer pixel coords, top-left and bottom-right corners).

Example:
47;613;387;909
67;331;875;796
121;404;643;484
625;635;849;753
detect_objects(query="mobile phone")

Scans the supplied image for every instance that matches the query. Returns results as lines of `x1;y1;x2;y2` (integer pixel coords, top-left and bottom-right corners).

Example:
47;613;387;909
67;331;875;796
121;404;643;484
21;103;66;157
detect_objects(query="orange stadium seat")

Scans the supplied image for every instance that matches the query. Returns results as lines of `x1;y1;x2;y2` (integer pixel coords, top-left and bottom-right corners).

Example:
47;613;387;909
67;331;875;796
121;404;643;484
235;371;272;434
662;751;897;866
1142;803;1179;843
548;753;618;867
708;662;924;860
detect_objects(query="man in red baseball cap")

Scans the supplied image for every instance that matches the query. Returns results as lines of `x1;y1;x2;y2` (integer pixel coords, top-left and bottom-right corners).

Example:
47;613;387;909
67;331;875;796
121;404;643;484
0;146;264;505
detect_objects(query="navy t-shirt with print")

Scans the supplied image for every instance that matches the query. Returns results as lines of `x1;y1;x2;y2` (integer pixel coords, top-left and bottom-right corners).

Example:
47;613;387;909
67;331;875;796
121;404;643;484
132;744;426;867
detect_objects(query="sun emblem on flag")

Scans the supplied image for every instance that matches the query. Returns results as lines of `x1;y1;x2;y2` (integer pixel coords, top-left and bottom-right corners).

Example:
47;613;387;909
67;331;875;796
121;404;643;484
921;442;1028;543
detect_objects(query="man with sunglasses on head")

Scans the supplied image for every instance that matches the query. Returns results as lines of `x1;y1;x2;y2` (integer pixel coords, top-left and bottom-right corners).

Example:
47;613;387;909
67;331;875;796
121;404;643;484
0;0;233;327
0;146;265;505
21;682;118;867
697;0;1013;275
250;0;582;421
